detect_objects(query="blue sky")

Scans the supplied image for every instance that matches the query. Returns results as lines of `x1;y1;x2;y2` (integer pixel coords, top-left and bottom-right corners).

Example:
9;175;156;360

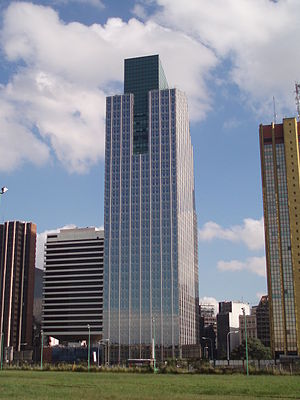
0;0;299;307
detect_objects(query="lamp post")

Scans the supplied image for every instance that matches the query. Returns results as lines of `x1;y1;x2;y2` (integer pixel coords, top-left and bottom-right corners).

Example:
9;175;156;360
87;324;91;372
202;337;213;360
242;308;249;376
152;317;158;373
226;330;239;364
0;187;8;196
0;187;8;210
0;332;3;370
40;330;44;370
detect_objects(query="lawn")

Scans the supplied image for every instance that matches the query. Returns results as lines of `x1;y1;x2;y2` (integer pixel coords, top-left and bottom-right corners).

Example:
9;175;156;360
0;371;299;400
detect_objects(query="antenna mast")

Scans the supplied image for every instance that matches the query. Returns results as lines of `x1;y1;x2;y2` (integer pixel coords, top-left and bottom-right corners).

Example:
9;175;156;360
295;82;300;121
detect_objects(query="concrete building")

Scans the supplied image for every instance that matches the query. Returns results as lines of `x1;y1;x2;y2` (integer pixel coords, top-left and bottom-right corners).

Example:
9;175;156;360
42;228;103;343
103;55;199;362
260;118;300;357
239;306;257;343
0;221;36;352
217;301;250;358
256;295;270;348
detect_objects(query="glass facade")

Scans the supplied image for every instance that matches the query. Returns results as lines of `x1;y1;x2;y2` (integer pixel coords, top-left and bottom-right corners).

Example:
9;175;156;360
260;119;300;357
104;56;198;361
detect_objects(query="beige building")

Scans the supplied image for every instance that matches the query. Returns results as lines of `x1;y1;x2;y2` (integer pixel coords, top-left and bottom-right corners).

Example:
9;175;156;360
260;118;300;357
239;307;257;343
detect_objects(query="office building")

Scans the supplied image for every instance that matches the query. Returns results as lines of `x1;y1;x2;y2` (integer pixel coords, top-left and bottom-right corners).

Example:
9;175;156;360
260;118;300;357
199;304;216;359
239;306;257;343
42;228;104;343
0;221;36;351
104;55;199;361
256;295;270;348
217;301;250;358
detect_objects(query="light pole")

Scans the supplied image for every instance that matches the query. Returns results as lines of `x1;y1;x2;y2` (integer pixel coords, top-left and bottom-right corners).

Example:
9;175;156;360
0;187;8;197
0;187;8;210
202;337;213;360
87;324;91;372
227;330;239;364
40;330;44;370
242;308;249;376
152;317;158;373
0;332;3;370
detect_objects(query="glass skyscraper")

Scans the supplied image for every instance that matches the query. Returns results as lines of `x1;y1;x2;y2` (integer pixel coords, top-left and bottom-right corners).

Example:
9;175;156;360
104;55;199;361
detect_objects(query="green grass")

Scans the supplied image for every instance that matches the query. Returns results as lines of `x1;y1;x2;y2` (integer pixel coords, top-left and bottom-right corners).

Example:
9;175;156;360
0;371;300;400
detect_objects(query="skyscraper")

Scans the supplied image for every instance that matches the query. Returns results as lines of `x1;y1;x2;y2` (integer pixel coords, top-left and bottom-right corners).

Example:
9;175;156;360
104;55;199;361
0;221;36;352
260;118;300;357
42;228;104;343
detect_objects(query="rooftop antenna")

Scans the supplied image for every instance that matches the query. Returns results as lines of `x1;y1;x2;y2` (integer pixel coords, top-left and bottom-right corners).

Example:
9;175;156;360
273;96;277;124
295;82;300;121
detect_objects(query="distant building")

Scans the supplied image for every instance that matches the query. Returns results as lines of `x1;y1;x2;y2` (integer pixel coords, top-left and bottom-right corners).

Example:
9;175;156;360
199;304;216;359
256;295;270;348
260;118;300;357
42;228;104;343
239;306;257;343
0;221;36;351
217;301;250;358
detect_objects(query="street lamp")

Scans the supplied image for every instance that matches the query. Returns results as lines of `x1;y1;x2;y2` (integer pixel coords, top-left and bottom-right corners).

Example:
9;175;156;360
40;330;44;370
0;187;8;195
227;330;239;364
152;317;158;373
202;337;213;360
87;324;91;372
0;332;4;370
242;307;249;376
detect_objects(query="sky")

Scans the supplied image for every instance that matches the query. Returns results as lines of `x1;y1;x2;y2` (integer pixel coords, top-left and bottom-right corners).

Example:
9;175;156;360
0;0;299;308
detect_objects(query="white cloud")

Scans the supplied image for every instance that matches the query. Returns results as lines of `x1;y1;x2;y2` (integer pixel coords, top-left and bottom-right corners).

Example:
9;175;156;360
144;0;300;117
198;218;264;251
217;256;266;277
199;296;218;315
0;2;217;173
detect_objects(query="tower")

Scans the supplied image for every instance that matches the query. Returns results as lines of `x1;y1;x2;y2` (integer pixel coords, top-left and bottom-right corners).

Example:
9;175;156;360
103;55;199;362
42;228;104;343
0;221;36;352
260;118;300;357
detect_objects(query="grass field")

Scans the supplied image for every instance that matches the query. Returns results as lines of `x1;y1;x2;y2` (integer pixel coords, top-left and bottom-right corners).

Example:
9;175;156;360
0;371;300;400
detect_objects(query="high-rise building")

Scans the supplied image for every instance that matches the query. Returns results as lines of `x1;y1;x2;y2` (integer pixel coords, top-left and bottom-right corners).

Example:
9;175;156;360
256;295;270;348
0;221;36;352
260;118;300;357
104;55;199;361
42;228;104;343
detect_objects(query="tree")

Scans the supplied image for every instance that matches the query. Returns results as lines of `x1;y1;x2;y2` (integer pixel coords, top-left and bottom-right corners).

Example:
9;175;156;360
230;338;272;360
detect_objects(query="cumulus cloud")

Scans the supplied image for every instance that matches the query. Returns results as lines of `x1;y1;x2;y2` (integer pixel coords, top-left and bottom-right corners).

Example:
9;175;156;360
142;0;300;116
198;218;264;251
0;2;217;173
217;256;266;277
